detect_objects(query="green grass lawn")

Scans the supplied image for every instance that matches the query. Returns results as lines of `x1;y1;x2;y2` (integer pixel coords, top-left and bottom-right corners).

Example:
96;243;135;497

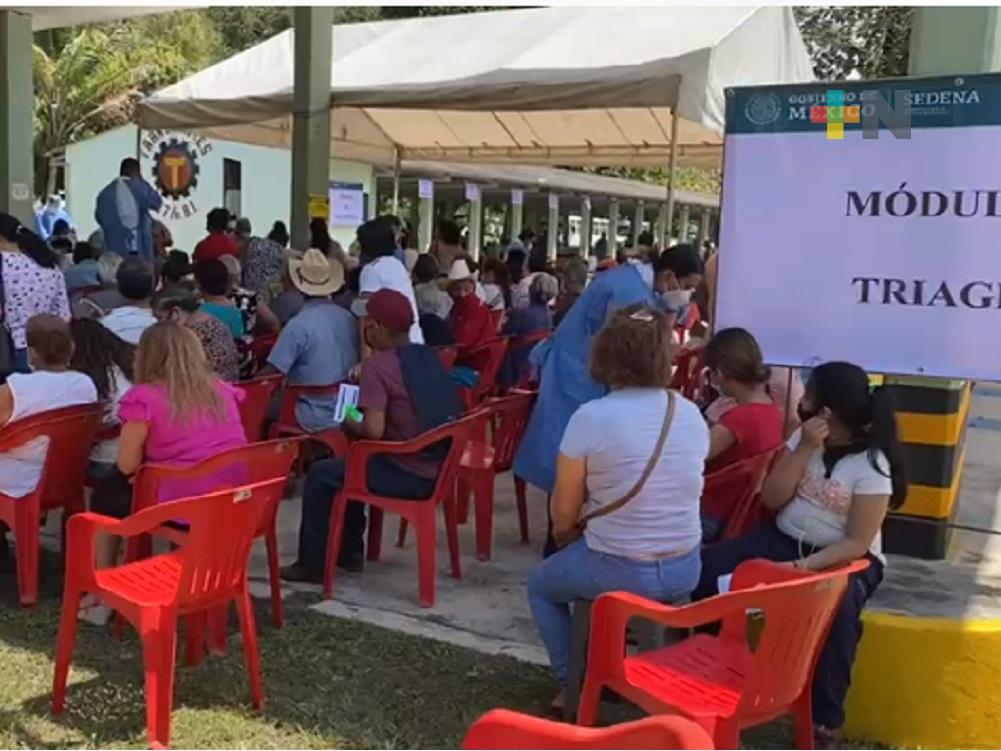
0;556;816;749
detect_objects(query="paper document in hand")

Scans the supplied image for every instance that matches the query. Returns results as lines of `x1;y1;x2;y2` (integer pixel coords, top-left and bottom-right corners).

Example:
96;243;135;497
334;384;360;423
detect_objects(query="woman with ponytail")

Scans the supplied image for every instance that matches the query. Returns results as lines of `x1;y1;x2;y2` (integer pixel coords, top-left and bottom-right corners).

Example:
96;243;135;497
700;327;784;542
694;361;906;747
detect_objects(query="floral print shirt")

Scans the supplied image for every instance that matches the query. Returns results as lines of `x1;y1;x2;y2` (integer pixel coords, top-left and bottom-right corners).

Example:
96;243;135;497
1;252;71;348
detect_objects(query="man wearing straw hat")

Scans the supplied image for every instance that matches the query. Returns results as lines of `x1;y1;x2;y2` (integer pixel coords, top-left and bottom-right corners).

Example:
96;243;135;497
259;248;359;432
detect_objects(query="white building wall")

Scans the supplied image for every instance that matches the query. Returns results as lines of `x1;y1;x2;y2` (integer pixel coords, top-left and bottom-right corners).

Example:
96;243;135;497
65;124;375;254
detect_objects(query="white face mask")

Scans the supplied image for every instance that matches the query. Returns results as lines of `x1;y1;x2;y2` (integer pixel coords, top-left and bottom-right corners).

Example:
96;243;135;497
660;288;693;310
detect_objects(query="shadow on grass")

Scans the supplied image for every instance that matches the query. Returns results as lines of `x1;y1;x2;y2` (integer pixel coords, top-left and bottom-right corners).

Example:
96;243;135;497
0;548;553;749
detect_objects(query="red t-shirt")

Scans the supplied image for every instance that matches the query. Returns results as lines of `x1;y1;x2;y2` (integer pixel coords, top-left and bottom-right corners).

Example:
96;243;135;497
702;402;783;520
193;232;239;264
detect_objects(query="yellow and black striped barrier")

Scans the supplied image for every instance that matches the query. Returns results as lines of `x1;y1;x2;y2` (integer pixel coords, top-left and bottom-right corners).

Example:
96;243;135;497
881;377;970;559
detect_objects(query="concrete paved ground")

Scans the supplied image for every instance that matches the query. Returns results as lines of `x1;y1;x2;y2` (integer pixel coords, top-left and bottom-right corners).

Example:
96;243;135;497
257;383;1001;661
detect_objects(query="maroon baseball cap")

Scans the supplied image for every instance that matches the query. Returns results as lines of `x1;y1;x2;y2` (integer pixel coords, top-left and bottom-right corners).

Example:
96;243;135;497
355;288;414;332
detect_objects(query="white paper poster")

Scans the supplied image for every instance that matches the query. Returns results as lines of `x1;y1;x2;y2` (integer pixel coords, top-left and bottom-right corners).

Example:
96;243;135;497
418;179;434;199
329;183;365;227
465;182;481;201
511;188;524;206
717;74;1001;381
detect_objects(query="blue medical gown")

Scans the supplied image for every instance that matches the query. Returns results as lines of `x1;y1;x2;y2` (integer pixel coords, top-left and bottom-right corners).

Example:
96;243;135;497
512;264;657;494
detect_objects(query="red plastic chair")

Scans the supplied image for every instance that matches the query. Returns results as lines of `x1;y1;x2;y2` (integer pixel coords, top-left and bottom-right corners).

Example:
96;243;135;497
463;708;714;750
249;332;279;372
459;338;510;409
52;479;286;750
436;345;458;370
578;558;869;748
702;450;778;541
268;381;349;458
324;412;480;607
236;374;284;442
116;438;304;647
455;392;537;559
670;347;705;402
0;402;102;607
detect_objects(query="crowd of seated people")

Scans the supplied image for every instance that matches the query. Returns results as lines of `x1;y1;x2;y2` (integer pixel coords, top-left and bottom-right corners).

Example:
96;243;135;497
0;198;896;749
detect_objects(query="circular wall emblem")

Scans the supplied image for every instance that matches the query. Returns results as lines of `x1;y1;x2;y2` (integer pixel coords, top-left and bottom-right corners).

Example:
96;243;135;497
153;138;200;199
745;92;782;127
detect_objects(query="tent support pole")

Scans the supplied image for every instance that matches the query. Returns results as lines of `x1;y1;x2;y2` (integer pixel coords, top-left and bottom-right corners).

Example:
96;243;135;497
418;180;434;253
608;198;620;257
678;204;691;243
510;190;523;243
547;194;559;263
664;111;680;242
290;6;333;248
579;195;592;259
0;11;33;224
468;183;483;261
632;201;645;247
391;149;401;215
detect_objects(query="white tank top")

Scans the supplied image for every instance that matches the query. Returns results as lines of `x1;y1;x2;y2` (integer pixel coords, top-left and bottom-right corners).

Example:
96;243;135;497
0;371;97;498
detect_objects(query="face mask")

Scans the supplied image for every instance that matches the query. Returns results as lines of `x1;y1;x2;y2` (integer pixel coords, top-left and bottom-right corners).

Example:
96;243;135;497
660;288;692;310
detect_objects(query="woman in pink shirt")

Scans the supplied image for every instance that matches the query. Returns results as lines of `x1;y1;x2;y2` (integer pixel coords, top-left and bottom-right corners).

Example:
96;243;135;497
83;321;246;624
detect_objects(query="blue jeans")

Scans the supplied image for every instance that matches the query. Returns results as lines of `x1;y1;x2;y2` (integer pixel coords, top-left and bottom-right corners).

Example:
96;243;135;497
527;538;701;687
297;454;435;572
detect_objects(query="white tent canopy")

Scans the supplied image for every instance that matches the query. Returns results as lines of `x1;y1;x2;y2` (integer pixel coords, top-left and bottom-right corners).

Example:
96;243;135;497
138;6;814;169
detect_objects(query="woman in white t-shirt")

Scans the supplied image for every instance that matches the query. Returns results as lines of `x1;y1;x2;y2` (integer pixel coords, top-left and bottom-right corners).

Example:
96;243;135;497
69;318;135;476
354;219;423;346
694;361;906;747
0;314;98;500
527;305;706;709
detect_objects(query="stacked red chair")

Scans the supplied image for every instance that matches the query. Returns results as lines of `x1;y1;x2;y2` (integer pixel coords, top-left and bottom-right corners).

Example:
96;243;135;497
52;479;287;750
577;558;868;748
0;403;102;607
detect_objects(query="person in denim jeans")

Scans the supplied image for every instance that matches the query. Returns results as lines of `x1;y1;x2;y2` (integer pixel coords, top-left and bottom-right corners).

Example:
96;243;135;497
527;305;708;711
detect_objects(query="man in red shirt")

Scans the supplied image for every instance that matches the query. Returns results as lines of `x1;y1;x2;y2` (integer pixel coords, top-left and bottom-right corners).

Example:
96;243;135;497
192;207;238;264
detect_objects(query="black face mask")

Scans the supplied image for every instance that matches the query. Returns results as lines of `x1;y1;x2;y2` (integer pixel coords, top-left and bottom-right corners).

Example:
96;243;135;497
797;405;818;424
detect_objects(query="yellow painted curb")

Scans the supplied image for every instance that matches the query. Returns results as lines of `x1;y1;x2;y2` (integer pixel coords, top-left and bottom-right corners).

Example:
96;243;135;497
845;611;1001;748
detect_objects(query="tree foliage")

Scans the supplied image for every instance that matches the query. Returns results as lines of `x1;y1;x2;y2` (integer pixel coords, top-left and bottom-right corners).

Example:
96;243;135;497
793;6;913;81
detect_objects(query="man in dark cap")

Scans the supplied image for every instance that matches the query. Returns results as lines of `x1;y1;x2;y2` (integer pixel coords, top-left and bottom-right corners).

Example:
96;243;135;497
281;288;460;579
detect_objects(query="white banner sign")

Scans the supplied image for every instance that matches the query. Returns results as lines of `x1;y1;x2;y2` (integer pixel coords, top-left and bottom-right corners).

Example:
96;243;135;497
511;188;524;206
418;179;434;199
329;184;365;227
465;182;480;201
717;75;1001;381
